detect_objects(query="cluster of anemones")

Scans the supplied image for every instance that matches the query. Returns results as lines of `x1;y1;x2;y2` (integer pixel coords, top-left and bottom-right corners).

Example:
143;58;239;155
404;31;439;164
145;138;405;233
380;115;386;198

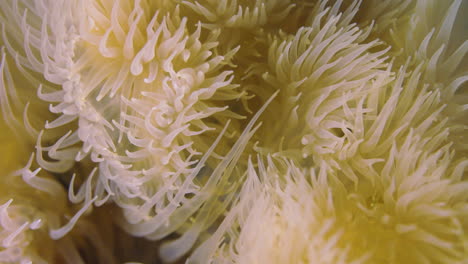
0;0;467;263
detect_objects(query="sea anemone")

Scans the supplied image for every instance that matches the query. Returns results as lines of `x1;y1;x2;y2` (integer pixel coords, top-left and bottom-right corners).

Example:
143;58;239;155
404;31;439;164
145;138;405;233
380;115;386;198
0;0;467;263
